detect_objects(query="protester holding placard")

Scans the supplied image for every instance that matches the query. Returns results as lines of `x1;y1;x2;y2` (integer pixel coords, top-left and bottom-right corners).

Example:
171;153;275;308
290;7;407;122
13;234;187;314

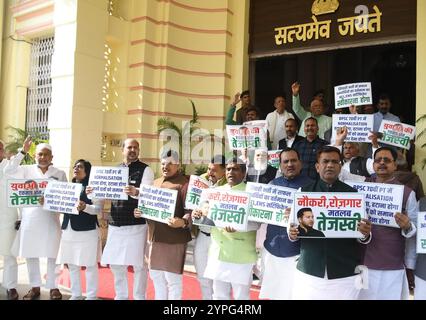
342;140;379;178
0;137;30;300
191;155;227;300
358;147;418;300
4;142;67;300
260;148;313;300
203;158;259;300
57;160;101;300
265;95;295;149
139;150;191;300
100;138;154;300
291;82;332;140
288;146;371;300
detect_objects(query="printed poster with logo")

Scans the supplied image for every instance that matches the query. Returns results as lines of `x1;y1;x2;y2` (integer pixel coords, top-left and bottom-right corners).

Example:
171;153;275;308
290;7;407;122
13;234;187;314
7;179;49;208
417;212;426;254
292;192;366;238
267;150;282;169
334;82;372;109
138;184;178;224
226;125;268;150
88;166;129;200
331;114;374;143
43;181;82;215
246;182;294;227
347;181;403;228
184;175;210;210
378;120;415;150
199;188;250;231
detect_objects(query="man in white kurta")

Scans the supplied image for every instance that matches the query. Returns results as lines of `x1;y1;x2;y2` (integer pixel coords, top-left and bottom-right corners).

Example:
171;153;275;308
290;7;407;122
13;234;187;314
265;95;295;149
100;139;154;300
0;139;23;300
203;159;259;300
4;142;67;300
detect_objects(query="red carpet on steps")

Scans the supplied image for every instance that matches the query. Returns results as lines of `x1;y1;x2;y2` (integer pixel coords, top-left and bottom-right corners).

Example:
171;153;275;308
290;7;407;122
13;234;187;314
58;266;260;300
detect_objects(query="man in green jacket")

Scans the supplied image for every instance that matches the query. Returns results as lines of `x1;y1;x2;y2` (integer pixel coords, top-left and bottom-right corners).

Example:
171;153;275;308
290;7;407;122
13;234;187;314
289;146;371;299
203;158;259;300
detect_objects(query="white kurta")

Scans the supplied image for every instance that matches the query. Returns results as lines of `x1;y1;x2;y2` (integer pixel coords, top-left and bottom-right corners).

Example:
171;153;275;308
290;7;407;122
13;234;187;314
4;153;67;258
101;224;147;267
259;250;298;300
414;276;426;300
0;159;19;256
265;110;295;149
358;269;409;300
57;203;102;267
292;269;361;300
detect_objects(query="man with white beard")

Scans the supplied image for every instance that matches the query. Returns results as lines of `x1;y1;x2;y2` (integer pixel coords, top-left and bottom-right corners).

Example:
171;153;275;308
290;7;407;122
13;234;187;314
4;141;67;299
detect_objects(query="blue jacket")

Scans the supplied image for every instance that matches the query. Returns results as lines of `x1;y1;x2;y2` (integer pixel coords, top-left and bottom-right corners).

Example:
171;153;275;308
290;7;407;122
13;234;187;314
264;174;313;258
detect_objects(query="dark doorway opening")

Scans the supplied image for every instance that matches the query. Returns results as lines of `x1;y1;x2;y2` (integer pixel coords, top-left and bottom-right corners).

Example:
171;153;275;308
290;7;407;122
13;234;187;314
253;41;416;126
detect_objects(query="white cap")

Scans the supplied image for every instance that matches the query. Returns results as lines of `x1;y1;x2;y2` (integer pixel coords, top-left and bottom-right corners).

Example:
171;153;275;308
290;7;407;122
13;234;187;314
35;143;52;153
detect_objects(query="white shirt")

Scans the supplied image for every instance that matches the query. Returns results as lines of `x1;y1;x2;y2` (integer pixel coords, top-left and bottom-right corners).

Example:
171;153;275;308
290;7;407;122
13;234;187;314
266;110;295;149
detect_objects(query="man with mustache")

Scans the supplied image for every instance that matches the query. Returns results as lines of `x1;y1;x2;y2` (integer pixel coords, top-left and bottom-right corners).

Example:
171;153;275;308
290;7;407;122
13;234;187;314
288;146;372;299
291;82;332;140
100;138;154;300
192;155;227;300
4;141;67;300
135;149;192;300
278;118;304;149
260;148;313;300
358;147;417;300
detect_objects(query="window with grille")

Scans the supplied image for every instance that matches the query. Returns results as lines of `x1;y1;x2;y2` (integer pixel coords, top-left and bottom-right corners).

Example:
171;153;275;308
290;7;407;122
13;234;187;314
26;36;54;140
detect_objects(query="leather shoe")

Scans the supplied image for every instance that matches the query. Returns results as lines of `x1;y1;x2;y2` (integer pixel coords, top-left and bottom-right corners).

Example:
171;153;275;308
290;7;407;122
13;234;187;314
22;287;40;300
7;288;19;300
50;288;62;300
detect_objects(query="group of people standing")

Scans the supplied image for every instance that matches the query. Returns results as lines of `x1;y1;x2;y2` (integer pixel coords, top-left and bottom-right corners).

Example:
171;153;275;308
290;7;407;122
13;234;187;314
0;80;424;300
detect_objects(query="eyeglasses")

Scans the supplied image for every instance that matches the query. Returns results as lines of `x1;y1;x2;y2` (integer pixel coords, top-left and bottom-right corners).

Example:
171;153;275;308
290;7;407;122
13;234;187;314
373;157;394;164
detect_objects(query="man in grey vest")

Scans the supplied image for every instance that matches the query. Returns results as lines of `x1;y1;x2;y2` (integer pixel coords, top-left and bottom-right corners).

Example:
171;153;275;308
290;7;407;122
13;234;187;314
358;147;418;300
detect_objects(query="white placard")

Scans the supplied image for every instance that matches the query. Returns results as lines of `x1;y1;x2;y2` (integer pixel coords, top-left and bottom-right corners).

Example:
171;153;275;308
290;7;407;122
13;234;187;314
138;184;178;224
246;182;295;227
417;212;426;254
184;175;210;210
88;166;129;200
334;82;372;109
43;181;82;215
331;114;374;143
378;120;416;150
347;181;403;228
7;179;48;208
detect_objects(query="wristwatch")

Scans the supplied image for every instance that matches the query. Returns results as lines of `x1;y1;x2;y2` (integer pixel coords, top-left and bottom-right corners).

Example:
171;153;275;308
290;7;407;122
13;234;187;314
18;148;27;155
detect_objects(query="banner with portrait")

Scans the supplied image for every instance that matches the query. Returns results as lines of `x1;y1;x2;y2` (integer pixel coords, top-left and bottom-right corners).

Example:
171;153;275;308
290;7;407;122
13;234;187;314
293;192;366;238
199;188;250;231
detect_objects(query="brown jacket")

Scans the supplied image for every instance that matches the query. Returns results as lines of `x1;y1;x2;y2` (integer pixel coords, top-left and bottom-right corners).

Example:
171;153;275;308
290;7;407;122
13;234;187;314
147;173;192;244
